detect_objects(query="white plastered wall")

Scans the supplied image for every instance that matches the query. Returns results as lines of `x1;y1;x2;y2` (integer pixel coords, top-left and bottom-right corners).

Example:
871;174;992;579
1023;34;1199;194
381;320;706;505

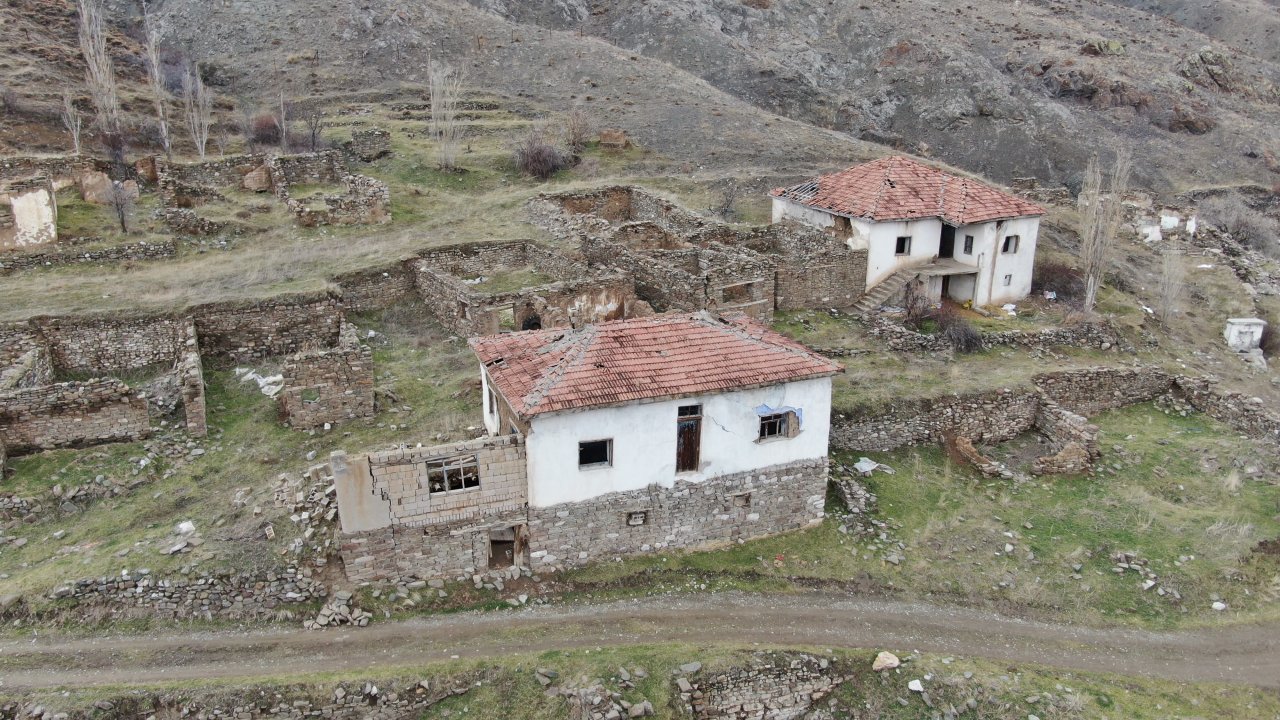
772;196;836;229
3;187;58;248
857;217;944;288
523;376;833;507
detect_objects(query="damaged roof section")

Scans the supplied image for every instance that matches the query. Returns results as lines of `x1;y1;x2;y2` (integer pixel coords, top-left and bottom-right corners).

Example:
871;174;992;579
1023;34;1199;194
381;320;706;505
772;155;1045;225
470;312;843;420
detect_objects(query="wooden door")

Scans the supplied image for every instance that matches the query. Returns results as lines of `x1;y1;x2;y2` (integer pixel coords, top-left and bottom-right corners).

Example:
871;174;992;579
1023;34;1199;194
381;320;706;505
676;405;702;473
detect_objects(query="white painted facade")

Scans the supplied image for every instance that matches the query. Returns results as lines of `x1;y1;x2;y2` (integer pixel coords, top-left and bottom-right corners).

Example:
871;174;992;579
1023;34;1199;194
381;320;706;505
482;373;833;507
1224;318;1267;351
772;196;1040;306
0;185;58;249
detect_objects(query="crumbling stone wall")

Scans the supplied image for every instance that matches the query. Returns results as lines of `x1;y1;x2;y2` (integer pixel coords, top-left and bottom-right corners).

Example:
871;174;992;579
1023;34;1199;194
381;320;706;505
270;151;346;191
343;127;392;162
285;174;391;227
1172;376;1280;441
833;388;1042;452
156;155;268;206
0;155;105;189
526;458;828;572
0;347;53;391
177;344;207;438
1035;367;1174;415
332;262;417;313
279;323;374;429
700;244;777;321
1031;402;1099;475
0;238;176;277
682;653;850;720
862;315;1123;354
32;314;193;376
0;379;150;454
192;292;343;362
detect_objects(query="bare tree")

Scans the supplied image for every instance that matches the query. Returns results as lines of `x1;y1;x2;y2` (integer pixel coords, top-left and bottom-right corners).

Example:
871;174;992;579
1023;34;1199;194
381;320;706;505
108;180;133;233
61;93;84;155
1078;148;1132;312
1157;239;1186;324
275;90;290;151
428;59;465;170
301;104;324;152
563;106;593;154
182;63;212;159
214;129;231;157
76;0;124;170
236;96;257;152
141;3;171;158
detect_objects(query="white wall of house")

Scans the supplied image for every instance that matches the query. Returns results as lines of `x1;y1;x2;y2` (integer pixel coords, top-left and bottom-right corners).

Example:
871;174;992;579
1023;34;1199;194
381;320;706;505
3;187;57;248
480;368;501;436
982;216;1040;305
772;196;836;230
857;217;944;288
522;376;833;507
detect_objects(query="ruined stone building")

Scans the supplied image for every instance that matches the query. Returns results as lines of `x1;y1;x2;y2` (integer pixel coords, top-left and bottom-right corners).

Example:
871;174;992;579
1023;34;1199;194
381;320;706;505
772;156;1045;307
335;312;842;581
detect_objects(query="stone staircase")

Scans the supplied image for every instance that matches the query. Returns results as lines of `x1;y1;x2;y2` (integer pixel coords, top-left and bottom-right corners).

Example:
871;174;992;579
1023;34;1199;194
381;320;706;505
852;267;917;315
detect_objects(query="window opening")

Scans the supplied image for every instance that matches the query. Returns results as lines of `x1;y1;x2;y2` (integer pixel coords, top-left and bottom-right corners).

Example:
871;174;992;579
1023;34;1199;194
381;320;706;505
1002;235;1019;254
759;412;792;440
627;511;648;526
894;236;912;255
963;235;974;254
1003;274;1013;287
424;454;481;494
579;439;613;468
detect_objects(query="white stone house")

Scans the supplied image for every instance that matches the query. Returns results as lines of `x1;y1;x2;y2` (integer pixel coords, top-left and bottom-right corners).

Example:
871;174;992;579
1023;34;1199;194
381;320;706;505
334;311;843;582
0;177;58;249
771;156;1046;306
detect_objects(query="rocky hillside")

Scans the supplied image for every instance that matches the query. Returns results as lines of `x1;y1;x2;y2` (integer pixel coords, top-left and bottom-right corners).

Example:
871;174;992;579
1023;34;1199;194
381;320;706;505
4;0;1278;193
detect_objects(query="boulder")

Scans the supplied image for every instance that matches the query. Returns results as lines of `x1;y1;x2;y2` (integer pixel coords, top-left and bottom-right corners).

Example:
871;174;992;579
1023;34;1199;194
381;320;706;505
872;651;900;671
598;128;632;150
242;164;273;192
79;171;139;205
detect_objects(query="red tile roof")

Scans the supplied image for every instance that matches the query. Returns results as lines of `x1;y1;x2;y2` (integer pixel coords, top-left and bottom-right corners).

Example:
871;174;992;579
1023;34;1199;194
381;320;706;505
771;156;1044;225
470;312;843;419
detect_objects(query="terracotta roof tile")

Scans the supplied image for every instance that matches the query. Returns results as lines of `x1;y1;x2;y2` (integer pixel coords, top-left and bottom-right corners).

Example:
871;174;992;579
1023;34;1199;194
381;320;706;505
770;156;1044;225
469;312;843;420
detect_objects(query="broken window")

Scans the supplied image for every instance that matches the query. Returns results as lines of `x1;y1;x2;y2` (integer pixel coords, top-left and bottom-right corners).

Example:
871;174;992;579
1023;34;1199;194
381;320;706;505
895;236;912;256
759;412;799;440
1003;274;1013;287
721;282;755;303
496;305;516;332
833;215;852;236
487;386;497;416
424;454;481;494
627;510;648;526
578;439;613;468
963;235;974;254
1002;235;1019;254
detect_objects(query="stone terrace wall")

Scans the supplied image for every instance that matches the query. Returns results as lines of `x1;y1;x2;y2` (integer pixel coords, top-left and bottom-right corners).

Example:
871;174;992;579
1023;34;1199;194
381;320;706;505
417;240;533;277
527;458;828;572
279;323;374;429
31;314;193;376
192;293;343;362
1035;367;1174;415
0;238;176;277
861;315;1123;354
0;379;150;454
832;388;1042;453
0;155;105;188
42;565;321;620
332;262;417;313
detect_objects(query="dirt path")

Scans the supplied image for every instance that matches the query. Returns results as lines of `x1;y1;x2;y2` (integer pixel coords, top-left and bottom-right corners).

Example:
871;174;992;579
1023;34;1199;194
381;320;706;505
2;592;1277;691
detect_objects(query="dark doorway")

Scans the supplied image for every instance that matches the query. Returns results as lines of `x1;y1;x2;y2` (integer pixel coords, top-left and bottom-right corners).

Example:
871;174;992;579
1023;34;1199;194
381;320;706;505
489;525;526;569
939;226;956;259
521;314;542;331
676;404;702;472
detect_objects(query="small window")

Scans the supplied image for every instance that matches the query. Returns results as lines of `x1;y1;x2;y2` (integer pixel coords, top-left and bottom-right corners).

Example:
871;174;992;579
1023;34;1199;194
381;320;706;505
759;412;798;440
894;236;912;256
424;454;481;494
678;404;702;417
1003;274;1013;287
1002;235;1019;254
487;386;497;416
626;510;648;526
578;439;613;468
963;235;974;254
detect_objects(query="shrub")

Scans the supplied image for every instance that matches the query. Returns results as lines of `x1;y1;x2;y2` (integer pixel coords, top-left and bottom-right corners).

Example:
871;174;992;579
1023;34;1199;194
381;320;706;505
932;305;983;354
1200;195;1280;257
249;113;281;145
513;126;568;180
563;107;593;154
1031;257;1085;305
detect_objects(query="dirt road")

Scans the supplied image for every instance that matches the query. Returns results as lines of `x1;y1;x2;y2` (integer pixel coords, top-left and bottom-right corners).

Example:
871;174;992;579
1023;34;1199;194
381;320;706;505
2;592;1277;691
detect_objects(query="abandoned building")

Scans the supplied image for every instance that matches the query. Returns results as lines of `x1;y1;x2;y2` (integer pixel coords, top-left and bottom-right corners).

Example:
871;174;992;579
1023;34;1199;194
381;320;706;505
334;311;842;581
771;156;1045;307
412;240;641;336
0;177;58;249
528;186;869;321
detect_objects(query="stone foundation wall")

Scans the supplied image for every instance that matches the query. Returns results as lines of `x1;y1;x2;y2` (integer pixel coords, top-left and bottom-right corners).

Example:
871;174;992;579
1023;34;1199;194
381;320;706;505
0;239;176;276
192;293;343;362
1173;376;1280;441
0;379;150;454
32;314;192;376
332;262;417;313
832;388;1042;453
863;316;1123;354
526;458;828;572
343;127;392;162
684;653;849;720
287;174;391;227
279;323;374;429
1035;367;1174;415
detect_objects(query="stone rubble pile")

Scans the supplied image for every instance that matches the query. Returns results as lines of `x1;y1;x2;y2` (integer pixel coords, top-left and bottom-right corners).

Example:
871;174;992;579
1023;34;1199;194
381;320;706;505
678;653;848;720
539;665;656;719
1112;551;1182;604
272;463;341;565
305;589;372;629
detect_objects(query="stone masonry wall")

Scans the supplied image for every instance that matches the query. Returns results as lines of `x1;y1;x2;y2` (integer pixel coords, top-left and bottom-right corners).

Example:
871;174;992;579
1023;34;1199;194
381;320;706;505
1031;402;1099;475
684;653;850;720
177;343;207;437
0;379;150;454
832;388;1042;453
343;127;393;162
279;323;374;429
1035;367;1174;416
192;293;343;362
0;347;52;391
526;458;828;572
32;314;192;376
1173;376;1280;441
332;262;417;313
0;238;176;277
367;435;527;528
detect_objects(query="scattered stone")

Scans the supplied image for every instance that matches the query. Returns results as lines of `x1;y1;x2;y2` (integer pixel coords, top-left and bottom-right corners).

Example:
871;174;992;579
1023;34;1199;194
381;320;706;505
872;651;901;671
